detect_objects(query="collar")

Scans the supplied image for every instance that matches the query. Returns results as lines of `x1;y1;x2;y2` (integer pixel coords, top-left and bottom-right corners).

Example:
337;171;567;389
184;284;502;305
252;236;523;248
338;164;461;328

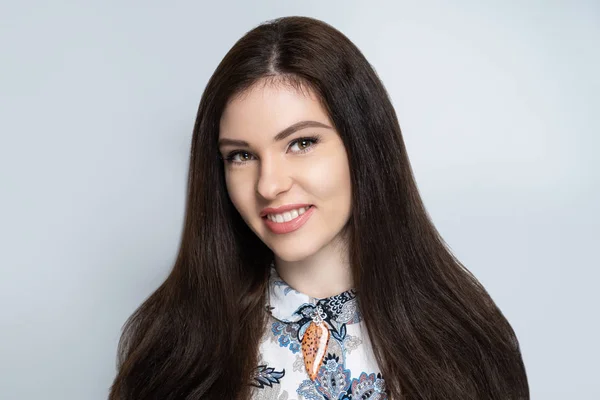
265;263;362;325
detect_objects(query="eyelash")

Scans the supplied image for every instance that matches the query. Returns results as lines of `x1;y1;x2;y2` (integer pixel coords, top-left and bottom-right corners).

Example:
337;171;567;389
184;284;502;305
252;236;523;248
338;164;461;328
223;135;322;166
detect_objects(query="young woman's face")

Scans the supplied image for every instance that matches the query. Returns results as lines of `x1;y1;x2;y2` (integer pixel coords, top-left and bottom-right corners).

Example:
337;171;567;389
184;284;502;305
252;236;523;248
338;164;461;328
218;81;352;262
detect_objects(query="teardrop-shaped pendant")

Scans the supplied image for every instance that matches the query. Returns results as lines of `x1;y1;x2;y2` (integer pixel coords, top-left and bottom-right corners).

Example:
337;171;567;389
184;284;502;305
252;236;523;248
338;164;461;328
301;321;330;380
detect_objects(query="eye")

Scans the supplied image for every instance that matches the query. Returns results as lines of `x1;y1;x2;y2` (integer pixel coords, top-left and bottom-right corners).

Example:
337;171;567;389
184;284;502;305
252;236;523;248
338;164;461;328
289;137;319;153
225;151;254;164
290;137;319;153
223;135;321;166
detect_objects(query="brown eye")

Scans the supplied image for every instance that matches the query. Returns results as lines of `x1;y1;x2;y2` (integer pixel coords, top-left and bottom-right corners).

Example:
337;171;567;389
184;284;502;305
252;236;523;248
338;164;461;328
289;136;320;153
224;150;255;164
299;139;311;149
224;135;321;166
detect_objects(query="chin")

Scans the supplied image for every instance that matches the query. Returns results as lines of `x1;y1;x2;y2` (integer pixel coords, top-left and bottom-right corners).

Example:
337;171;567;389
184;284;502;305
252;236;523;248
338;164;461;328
271;248;314;263
268;240;322;263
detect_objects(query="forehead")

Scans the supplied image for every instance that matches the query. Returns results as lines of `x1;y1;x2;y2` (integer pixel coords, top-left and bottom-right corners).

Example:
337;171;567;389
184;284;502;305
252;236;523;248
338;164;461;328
219;81;331;138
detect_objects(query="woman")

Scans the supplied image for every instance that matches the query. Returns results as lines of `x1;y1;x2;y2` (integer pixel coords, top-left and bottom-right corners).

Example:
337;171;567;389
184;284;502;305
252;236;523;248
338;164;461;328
109;16;529;400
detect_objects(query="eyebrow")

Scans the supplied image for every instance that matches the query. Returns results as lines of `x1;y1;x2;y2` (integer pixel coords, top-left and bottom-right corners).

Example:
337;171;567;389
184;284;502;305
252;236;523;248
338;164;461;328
218;120;333;148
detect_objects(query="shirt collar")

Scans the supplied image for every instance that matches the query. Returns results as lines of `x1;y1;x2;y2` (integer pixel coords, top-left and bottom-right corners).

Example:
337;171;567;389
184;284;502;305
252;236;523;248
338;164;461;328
265;262;362;325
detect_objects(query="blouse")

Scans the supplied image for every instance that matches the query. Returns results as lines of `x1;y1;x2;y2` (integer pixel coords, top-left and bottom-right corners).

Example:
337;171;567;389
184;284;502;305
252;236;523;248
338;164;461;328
249;264;388;399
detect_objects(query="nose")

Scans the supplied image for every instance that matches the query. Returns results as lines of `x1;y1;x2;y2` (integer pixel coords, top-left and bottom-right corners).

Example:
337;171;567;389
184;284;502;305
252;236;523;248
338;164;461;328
256;154;292;200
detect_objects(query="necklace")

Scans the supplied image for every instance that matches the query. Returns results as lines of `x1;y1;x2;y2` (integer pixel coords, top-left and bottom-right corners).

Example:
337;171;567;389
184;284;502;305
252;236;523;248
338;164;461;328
301;305;331;380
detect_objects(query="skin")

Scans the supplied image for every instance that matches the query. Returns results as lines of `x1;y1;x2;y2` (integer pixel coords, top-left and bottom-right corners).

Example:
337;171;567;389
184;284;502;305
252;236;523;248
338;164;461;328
218;79;353;299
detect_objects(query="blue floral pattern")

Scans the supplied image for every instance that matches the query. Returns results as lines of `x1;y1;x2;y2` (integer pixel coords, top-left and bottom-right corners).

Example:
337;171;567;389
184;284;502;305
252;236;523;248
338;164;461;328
271;321;302;354
251;264;388;399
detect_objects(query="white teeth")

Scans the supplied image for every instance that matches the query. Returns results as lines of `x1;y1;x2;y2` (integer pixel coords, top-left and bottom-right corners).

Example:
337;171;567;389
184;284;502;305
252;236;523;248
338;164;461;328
267;206;310;223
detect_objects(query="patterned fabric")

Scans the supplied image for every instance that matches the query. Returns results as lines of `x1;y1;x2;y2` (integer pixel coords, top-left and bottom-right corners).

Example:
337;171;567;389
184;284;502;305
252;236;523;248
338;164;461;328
250;263;388;399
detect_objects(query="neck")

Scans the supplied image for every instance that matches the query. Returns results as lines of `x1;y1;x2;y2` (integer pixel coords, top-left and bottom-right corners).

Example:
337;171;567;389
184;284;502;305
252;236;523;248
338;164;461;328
273;242;353;299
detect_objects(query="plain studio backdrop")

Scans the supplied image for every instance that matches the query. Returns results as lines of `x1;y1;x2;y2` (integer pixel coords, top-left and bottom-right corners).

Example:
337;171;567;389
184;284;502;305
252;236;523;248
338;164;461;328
0;1;598;399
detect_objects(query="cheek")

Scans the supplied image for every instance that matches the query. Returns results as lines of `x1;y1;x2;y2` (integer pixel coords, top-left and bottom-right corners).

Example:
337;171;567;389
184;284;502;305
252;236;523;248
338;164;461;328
225;173;252;215
304;152;352;200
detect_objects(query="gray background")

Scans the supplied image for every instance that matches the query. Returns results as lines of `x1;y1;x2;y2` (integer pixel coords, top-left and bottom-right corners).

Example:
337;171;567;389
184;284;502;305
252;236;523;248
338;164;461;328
1;1;598;399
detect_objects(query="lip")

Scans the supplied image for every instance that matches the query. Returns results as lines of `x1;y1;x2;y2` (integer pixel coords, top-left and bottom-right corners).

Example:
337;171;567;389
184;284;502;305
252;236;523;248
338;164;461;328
263;205;315;234
260;203;313;217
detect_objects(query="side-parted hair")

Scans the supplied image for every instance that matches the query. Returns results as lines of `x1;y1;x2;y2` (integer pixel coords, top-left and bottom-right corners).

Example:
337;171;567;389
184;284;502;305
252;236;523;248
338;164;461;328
109;16;529;400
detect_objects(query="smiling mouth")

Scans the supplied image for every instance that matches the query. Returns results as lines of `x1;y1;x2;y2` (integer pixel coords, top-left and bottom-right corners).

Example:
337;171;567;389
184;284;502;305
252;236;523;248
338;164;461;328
262;205;314;222
262;205;316;234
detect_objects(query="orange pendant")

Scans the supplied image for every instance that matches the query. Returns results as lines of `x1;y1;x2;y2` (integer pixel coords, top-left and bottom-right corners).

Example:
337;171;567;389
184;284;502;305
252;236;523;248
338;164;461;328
301;321;330;380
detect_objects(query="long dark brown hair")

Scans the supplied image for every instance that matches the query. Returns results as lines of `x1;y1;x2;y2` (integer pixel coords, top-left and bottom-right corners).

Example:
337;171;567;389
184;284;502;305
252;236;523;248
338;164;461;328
109;16;529;400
